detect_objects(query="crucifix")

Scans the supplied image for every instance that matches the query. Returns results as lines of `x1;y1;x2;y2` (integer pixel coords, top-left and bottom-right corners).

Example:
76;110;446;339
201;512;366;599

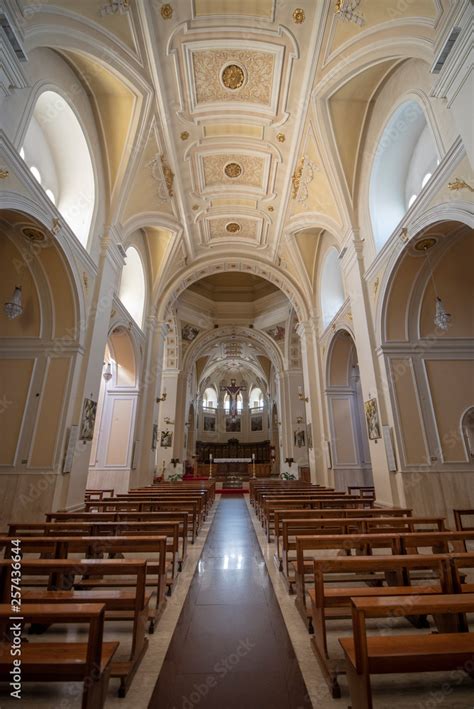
220;379;246;419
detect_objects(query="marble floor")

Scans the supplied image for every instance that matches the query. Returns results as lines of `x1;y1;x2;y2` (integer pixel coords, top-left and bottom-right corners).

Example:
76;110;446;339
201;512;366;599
149;495;312;708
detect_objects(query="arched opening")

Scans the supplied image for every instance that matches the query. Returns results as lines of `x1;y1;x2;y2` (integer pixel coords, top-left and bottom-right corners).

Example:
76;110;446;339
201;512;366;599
271;403;281;475
326;330;373;490
119;246;146;328
369;99;438;251
87;327;139;494
320;247;345;328
0;209;80;522
249;386;264;410
382;220;474;471
21;91;96;248
462;408;474;461
202;386;217;410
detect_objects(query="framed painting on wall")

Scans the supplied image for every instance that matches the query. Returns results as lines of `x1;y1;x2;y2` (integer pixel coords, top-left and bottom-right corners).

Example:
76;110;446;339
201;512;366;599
203;415;216;432
161;430;173;448
225;416;241;433
364;398;381;440
294;429;305;448
251;415;263;432
79;398;97;441
152;423;158;450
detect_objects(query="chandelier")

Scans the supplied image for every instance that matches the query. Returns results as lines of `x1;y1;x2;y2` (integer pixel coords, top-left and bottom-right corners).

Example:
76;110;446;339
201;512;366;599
335;0;365;26
4;286;23;320
416;238;451;332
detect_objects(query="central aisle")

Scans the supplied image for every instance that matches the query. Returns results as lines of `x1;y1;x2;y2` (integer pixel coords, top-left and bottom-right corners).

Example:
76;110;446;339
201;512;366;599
149;496;311;708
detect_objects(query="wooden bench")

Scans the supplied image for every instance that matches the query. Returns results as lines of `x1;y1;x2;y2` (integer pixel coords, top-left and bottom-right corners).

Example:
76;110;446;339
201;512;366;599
340;594;474;709
273;507;412;557
0;535;168;630
0;558;149;697
308;554;452;697
0;602;118;708
279;516;446;577
9;521;181;582
454;509;474;533
292;533;402;627
44;510;189;563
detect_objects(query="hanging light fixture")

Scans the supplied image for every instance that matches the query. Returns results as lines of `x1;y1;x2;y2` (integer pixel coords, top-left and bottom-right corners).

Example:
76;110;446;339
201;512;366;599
415;237;452;332
4;286;23;320
103;361;113;381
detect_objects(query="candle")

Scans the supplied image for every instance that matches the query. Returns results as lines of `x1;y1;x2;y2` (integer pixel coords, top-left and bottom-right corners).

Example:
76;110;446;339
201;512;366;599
252;453;255;461
209;453;213;461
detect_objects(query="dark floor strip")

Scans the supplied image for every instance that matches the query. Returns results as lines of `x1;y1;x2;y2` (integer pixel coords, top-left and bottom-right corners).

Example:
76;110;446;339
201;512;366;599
148;496;312;709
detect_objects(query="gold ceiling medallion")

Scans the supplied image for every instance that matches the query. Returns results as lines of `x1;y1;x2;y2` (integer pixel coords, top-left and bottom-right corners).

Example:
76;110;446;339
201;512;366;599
21;226;46;242
414;237;437;252
180;131;189;141
221;64;245;91
448;177;474;192
292;8;305;24
226;222;241;234
160;3;173;19
0;168;9;179
291;155;318;203
192;204;199;210
276;133;285;143
268;206;274;212
224;162;242;179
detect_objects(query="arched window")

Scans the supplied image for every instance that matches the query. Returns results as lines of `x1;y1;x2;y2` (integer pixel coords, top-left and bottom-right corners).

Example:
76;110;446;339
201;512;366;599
249;387;264;409
224;393;231;413
22;90;95;248
320;247;345;327
119;247;146;328
236;392;243;413
202;387;217;409
369;100;438;251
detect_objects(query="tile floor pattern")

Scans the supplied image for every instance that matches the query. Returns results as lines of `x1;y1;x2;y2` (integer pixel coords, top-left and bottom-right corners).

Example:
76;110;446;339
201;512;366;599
149;495;312;709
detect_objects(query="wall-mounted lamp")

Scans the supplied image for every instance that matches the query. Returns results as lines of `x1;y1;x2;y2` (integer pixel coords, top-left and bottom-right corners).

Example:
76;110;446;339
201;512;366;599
156;390;167;403
296;416;304;424
164;416;174;425
103;361;112;382
4;286;23;320
298;386;308;403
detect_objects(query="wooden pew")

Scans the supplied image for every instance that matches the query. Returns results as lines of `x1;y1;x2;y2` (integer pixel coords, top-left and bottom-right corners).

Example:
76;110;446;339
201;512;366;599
8;520;182;581
280;516;446;577
262;496;375;539
339;594;474;709
0;558;149;697
0;535;168;630
82;500;200;542
0;602;118;708
45;511;189;563
273;508;413;561
308;554;452;697
292;533;402;627
454;509;474;533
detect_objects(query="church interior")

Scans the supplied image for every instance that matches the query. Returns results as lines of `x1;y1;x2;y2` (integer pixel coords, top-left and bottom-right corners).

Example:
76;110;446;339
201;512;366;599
0;0;473;707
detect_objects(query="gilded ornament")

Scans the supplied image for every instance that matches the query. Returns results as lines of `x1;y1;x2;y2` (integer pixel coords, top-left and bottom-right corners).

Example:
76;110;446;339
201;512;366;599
221;64;245;90
192;204;199;210
51;217;61;235
160;3;173;19
82;272;89;291
224;162;242;179
292;8;305;24
373;277;379;295
226;222;241;234
448;178;474;192
291;155;318;202
276;133;285;143
268;206;274;212
180;131;189;141
0;168;9;179
160;154;174;197
400;227;409;243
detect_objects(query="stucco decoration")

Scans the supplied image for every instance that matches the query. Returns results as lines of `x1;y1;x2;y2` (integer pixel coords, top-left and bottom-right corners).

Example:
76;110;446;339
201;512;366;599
193;49;274;105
